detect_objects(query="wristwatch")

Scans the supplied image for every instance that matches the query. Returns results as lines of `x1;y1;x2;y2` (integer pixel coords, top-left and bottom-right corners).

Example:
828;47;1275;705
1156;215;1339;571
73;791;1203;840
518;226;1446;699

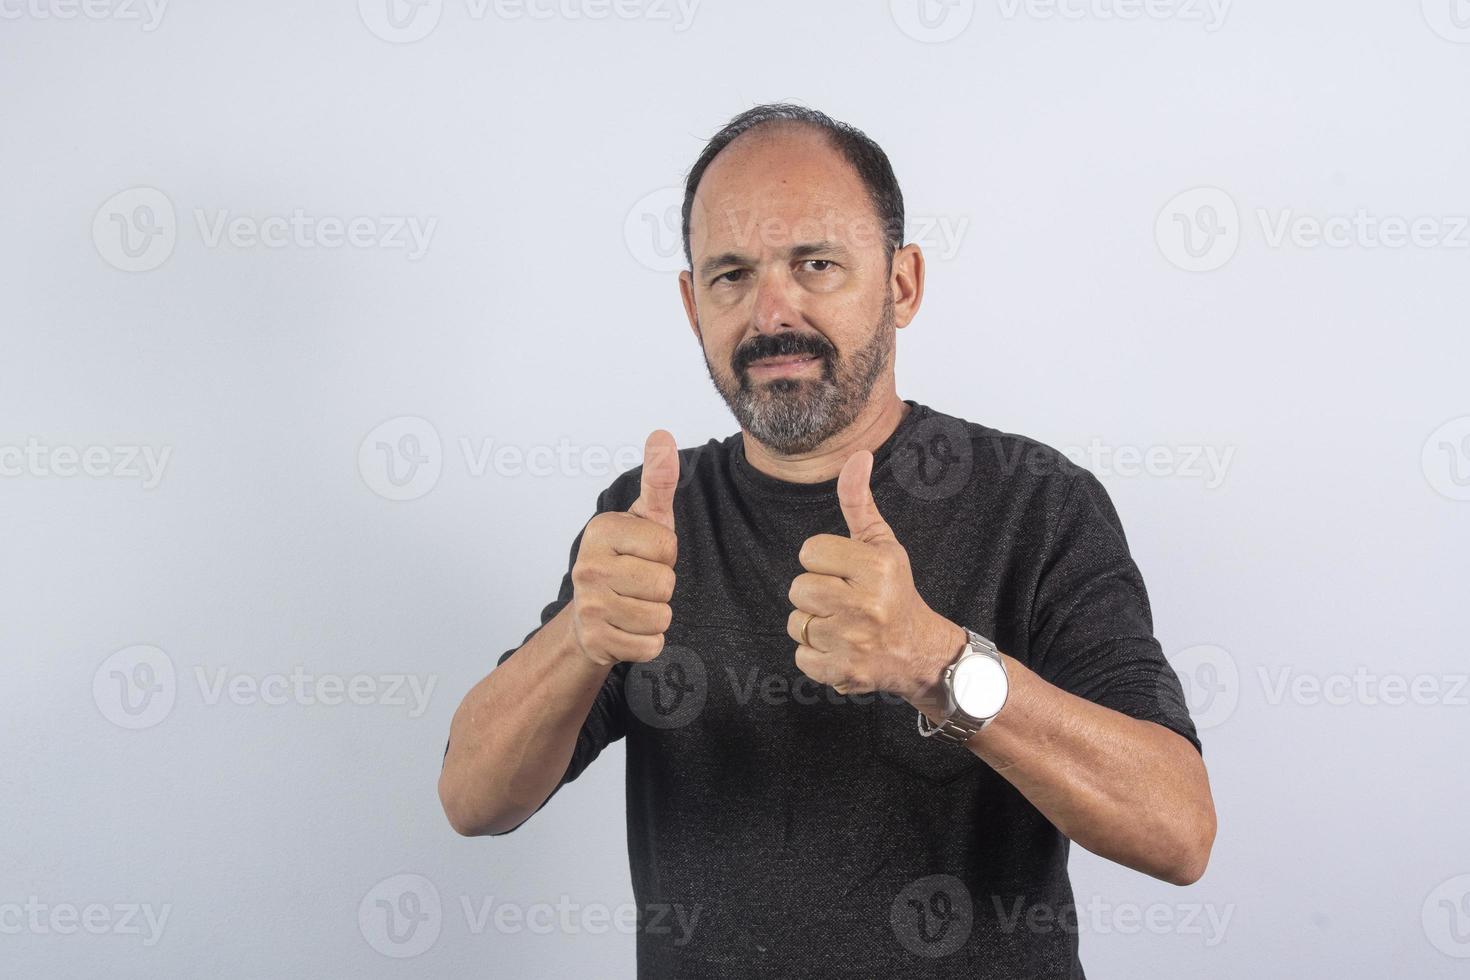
916;627;1009;745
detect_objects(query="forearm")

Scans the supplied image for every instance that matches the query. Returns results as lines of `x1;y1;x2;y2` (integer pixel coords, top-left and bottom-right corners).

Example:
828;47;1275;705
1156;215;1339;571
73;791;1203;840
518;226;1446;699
934;650;1216;885
439;604;612;836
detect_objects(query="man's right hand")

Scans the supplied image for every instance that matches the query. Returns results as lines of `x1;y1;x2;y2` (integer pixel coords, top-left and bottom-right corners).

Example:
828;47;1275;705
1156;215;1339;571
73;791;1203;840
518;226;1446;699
569;429;680;667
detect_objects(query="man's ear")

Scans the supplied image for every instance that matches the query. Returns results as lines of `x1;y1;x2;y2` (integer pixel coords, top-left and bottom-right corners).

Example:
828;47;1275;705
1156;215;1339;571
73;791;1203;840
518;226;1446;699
678;270;702;344
890;243;925;330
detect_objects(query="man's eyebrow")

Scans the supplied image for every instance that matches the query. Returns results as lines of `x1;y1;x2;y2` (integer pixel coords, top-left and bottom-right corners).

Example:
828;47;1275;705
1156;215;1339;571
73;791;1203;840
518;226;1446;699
697;241;852;280
698;251;749;280
789;240;850;262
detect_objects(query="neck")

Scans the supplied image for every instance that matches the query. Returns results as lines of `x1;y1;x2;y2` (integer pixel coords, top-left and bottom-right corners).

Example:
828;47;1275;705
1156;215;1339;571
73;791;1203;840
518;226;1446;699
741;389;910;485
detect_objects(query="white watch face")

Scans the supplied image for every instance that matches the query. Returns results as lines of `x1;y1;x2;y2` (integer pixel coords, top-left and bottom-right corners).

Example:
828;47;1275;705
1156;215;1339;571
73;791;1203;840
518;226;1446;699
952;655;1007;719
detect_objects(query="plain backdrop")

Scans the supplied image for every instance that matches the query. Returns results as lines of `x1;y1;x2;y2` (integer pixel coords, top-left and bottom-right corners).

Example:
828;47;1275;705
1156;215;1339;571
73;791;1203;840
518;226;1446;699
3;0;1468;976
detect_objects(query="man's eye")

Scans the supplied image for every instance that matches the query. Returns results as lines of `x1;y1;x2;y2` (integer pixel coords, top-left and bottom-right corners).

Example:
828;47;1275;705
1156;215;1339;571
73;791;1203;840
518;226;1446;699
713;270;746;286
803;260;834;272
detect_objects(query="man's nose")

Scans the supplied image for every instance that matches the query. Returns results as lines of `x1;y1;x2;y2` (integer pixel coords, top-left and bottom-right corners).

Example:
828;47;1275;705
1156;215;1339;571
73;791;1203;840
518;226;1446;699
750;265;804;335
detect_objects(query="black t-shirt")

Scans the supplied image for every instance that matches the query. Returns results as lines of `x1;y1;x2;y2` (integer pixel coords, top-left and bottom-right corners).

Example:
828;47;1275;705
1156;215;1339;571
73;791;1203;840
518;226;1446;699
492;400;1201;979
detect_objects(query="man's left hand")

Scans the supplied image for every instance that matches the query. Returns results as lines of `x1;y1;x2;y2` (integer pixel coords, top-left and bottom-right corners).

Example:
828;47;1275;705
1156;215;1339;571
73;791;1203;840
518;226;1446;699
786;450;965;709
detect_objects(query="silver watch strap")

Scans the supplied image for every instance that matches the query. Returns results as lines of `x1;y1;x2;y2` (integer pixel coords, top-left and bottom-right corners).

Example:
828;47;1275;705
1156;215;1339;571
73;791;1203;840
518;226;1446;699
916;628;1002;744
916;710;985;745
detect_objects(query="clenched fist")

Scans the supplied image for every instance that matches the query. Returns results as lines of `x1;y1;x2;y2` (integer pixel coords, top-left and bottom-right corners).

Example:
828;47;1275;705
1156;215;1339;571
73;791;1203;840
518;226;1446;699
570;430;680;667
786;449;964;705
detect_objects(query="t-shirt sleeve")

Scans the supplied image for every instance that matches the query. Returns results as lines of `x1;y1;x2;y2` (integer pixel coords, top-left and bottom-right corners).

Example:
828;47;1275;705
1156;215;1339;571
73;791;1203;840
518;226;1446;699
443;484;630;828
1027;468;1202;755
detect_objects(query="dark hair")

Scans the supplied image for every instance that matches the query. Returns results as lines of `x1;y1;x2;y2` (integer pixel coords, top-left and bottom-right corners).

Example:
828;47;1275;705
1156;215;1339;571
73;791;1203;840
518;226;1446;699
680;103;906;271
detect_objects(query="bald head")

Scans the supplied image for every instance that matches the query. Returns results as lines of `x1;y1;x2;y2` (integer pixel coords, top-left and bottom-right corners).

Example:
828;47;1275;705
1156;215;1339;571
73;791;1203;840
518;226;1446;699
679;104;905;273
674;107;925;456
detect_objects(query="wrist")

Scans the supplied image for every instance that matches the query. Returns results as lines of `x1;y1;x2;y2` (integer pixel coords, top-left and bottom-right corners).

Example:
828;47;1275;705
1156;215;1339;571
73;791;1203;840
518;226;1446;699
560;605;618;676
905;613;967;716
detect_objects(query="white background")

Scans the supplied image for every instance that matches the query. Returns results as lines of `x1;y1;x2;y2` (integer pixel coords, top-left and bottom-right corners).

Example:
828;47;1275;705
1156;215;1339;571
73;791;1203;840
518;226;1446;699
3;0;1468;976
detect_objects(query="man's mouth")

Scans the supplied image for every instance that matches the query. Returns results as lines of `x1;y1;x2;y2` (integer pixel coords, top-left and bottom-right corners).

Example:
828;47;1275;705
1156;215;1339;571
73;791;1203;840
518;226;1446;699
746;353;822;378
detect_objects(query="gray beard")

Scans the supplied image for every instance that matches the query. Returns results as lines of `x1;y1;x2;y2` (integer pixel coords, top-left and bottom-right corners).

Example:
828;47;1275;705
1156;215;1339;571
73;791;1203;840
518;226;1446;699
703;295;894;456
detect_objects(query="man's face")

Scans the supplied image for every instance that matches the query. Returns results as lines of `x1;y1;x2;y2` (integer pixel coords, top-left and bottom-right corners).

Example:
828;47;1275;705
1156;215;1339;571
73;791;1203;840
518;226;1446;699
679;125;900;455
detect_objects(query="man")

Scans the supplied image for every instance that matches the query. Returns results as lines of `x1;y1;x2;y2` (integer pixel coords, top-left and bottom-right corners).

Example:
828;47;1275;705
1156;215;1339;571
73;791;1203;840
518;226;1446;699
439;104;1216;978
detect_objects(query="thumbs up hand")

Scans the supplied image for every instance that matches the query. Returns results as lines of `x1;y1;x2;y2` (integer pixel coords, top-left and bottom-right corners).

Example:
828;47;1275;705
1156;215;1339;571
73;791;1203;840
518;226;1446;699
627;429;679;531
570;430;681;667
787;450;965;705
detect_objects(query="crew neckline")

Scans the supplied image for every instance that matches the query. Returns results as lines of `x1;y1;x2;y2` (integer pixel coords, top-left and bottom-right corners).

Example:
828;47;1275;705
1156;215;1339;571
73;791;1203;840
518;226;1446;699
729;399;930;502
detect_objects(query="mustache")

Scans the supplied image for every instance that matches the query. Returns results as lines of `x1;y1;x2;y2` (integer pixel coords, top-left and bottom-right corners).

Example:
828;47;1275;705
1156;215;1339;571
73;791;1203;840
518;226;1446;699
732;333;834;374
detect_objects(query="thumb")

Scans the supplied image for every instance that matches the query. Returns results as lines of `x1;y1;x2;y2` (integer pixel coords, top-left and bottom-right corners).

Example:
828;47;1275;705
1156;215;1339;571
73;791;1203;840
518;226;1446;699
630;429;679;531
837;450;894;544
